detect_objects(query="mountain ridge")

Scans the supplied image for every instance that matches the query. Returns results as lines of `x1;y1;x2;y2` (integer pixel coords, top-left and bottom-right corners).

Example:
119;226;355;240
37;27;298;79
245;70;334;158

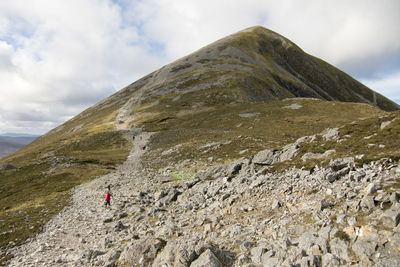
109;25;398;121
1;26;400;265
0;135;38;159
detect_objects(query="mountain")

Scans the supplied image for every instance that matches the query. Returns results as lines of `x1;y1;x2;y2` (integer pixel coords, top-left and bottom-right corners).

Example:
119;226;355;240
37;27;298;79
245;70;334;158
1;26;400;266
108;25;398;115
0;133;40;138
0;135;38;158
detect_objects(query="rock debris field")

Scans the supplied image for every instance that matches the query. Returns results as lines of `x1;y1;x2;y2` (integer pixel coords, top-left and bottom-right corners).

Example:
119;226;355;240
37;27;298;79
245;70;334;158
8;131;400;266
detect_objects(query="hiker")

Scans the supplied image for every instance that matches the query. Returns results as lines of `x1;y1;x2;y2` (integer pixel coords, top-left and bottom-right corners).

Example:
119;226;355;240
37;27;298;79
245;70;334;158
104;185;112;208
132;135;135;141
141;146;146;150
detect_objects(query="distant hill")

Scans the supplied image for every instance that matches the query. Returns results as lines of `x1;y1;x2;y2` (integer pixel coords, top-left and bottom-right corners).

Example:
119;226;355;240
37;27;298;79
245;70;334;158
0;135;38;158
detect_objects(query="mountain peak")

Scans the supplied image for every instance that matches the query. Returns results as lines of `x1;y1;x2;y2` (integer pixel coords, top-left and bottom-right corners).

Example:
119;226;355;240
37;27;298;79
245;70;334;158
2;26;400;265
111;25;398;119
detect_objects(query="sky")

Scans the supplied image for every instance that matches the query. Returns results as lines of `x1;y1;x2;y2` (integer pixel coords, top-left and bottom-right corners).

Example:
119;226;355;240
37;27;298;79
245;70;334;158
0;0;399;135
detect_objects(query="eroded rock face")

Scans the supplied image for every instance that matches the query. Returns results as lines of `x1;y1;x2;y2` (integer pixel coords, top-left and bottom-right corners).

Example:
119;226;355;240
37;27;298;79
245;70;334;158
7;131;400;267
0;163;17;170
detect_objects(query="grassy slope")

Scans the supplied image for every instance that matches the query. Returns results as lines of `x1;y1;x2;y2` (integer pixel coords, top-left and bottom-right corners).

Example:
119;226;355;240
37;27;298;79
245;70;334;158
0;91;134;263
137;97;389;173
131;26;398;113
1;25;399;265
225;26;399;111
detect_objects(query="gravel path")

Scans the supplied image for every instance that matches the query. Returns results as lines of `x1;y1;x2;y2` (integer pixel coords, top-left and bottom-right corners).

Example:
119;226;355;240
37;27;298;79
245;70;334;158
9;131;152;266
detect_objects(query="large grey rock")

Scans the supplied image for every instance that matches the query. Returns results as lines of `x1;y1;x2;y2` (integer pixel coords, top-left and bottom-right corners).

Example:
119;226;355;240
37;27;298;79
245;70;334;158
190;249;222;267
299;255;321;267
390;192;399;204
329;238;350;261
365;183;377;195
315;237;329;254
389;232;400;250
322;128;339;140
261;256;279;267
329;157;354;171
380;120;392;129
352;239;377;258
350;170;366;182
326;167;350;182
152;239;198;267
302;150;335;162
298;231;317;251
318;199;334;211
381;209;400;228
361;196;376;211
240;241;254;252
87;249;106;261
119;237;166;265
321;253;341;266
157;188;180;206
279;143;300;162
253;149;281;165
271;199;281;210
250;246;268;264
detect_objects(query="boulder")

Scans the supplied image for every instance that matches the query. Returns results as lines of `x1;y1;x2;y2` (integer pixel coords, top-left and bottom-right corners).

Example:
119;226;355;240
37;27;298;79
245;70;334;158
390;192;399;204
321;253;341;266
152;238;198;267
240;241;254;252
253;149;281;165
352;239;377;259
381;209;400;228
190;249;222;267
365;183;377;195
279;143;299;162
271;199;281;210
361;196;376;211
329;238;350;261
318;199;334;211
250;246;268;264
157;188;180;206
329;158;354;172
298;231;317;251
119;237;166;265
322;128;339;140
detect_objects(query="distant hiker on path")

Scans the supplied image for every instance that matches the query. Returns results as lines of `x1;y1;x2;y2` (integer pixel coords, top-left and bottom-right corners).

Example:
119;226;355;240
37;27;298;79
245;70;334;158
104;185;112;208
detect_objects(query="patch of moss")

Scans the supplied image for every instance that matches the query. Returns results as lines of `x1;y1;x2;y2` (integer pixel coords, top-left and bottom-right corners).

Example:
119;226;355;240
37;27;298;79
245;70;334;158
335;230;351;242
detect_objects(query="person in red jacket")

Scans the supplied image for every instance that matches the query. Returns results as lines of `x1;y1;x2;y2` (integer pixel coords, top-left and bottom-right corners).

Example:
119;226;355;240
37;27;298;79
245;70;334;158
104;185;112;208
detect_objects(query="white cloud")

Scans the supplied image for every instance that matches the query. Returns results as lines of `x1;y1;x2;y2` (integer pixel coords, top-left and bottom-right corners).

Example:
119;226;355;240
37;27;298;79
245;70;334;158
0;0;399;134
362;72;400;104
0;0;164;134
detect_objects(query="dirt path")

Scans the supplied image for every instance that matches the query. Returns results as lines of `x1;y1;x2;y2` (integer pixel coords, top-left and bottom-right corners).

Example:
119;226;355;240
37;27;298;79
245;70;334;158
9;131;153;266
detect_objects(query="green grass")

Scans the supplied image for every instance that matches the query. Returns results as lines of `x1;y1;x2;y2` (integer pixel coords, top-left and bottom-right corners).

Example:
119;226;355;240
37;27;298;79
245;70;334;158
272;110;400;171
1;25;399;265
171;172;197;181
0;131;131;260
0;93;133;265
138;98;388;172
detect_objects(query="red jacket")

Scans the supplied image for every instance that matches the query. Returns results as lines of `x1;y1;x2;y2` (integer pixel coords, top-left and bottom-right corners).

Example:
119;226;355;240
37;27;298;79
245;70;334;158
105;190;111;201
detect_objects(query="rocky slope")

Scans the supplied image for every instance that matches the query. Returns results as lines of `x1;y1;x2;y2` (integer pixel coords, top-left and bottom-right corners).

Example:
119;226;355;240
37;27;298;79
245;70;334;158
7;125;400;266
2;26;400;266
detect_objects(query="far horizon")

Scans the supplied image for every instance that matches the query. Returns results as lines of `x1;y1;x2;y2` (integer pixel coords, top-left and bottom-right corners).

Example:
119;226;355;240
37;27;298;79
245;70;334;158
1;1;399;135
2;94;399;136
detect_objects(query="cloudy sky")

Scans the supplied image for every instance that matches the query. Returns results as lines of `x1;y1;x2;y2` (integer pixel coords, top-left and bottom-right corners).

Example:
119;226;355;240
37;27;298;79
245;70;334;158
0;0;399;135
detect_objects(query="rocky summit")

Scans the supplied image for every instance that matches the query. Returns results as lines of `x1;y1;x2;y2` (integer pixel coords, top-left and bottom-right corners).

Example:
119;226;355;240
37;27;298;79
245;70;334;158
1;26;400;266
